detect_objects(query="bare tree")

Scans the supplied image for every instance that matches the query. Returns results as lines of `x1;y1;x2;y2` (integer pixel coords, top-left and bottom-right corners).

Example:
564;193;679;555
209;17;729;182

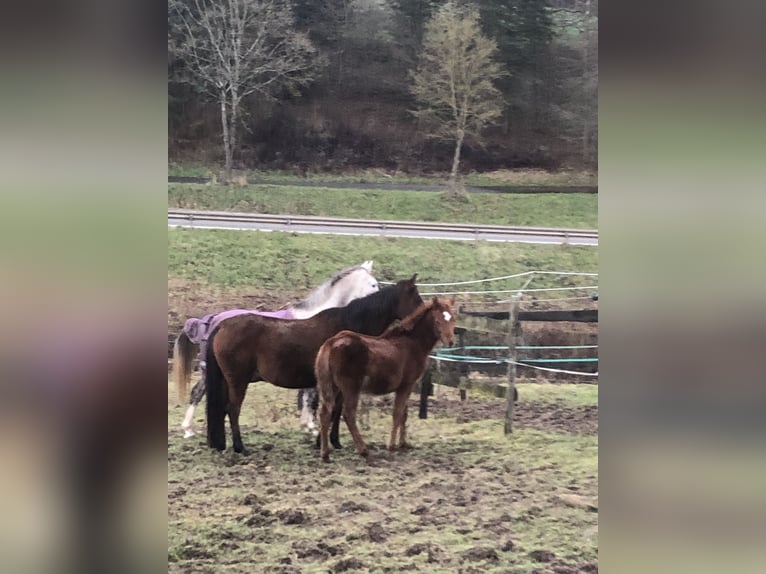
169;0;317;181
410;1;505;192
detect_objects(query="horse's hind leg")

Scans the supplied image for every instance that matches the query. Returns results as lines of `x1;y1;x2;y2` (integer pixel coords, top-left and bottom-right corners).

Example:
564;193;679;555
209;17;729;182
227;381;250;455
318;387;338;462
316;392;344;450
330;393;343;450
182;377;207;438
342;393;369;460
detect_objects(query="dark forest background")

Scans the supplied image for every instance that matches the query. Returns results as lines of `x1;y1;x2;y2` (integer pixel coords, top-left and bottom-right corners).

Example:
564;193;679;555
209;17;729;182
168;0;597;174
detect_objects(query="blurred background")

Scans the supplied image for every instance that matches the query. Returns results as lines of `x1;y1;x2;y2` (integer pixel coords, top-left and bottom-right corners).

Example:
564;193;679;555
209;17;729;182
0;0;764;572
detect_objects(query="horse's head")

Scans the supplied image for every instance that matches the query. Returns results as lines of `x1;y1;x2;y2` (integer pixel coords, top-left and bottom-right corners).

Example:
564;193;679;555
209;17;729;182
332;260;379;307
338;260;380;306
394;274;423;319
430;296;456;347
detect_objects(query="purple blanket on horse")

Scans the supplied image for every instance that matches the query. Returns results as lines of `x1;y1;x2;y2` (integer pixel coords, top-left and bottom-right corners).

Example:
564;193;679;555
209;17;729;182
184;308;294;345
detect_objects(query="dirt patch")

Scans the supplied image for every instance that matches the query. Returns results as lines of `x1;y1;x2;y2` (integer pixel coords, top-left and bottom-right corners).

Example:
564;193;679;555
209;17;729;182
171;541;214;561
367;522;389;543
405;542;446;563
333;557;366;572
439;396;597;435
168;382;598;573
368;394;598;435
337;500;372;513
462;546;499;562
277;508;309;525
245;508;275;527
530;549;556;563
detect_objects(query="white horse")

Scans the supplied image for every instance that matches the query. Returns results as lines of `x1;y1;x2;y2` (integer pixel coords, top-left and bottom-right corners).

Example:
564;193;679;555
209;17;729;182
173;261;379;437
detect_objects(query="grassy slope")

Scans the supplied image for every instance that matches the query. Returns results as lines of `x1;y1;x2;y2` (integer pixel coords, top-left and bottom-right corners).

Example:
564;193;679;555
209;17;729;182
168;164;598;188
169;184;597;229
168;381;597;573
168;228;597;292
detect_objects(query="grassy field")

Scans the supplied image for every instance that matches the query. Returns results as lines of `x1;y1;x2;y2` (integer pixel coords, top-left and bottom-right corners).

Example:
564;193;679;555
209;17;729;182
168;229;597;292
168;184;597;229
168;380;598;573
168;164;597;188
167;228;598;332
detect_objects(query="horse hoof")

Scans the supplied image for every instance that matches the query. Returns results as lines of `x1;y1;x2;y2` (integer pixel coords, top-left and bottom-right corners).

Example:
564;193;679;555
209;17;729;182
183;429;196;439
399;442;414;450
322;454;331;463
332;441;343;450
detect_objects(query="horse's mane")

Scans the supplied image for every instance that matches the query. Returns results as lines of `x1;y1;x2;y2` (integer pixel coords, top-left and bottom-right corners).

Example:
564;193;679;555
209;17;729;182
382;300;434;337
291;264;367;311
339;282;404;333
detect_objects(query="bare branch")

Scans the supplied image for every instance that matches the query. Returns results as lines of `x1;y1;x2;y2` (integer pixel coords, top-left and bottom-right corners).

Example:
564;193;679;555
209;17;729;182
169;0;318;178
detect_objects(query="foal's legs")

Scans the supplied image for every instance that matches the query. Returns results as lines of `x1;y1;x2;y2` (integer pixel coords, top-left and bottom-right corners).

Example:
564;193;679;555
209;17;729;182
319;387;339;462
330;394;343;449
389;389;411;451
315;392;344;450
341;392;369;460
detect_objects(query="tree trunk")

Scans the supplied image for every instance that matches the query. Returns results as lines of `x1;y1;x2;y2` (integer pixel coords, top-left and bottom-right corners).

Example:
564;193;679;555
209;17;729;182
220;91;232;182
230;90;239;172
449;131;464;192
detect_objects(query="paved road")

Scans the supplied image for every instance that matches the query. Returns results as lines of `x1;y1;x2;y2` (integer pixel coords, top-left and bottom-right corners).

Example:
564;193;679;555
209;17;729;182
168;209;598;247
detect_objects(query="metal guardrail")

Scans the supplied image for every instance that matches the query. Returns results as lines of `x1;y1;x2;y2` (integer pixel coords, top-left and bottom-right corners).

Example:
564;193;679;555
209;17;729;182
168;209;598;243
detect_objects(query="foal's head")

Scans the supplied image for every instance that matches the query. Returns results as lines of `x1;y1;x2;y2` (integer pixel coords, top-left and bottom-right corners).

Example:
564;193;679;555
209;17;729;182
429;297;457;347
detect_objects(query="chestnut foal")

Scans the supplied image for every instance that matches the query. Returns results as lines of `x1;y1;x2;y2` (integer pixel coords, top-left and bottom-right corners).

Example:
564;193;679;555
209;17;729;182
316;297;456;462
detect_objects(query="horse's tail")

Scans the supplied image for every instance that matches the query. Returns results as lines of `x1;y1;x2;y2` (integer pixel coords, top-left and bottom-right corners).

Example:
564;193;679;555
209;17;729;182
314;342;336;407
173;330;197;404
205;330;227;451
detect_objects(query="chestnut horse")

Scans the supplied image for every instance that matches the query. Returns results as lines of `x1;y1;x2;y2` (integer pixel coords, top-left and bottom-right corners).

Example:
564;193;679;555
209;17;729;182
174;261;379;437
205;275;423;454
316;297;456;462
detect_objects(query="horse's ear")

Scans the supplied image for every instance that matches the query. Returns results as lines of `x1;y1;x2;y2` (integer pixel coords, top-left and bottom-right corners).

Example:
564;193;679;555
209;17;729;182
409;273;418;284
449;297;456;307
431;296;439;305
362;260;373;271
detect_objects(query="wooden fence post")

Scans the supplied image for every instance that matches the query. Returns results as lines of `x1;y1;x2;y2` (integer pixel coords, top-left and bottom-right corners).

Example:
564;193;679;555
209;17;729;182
504;295;523;435
418;369;432;419
458;328;467;401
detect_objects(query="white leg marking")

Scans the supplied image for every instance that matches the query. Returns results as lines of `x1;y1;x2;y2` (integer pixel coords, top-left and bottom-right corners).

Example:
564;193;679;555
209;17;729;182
182;405;196;438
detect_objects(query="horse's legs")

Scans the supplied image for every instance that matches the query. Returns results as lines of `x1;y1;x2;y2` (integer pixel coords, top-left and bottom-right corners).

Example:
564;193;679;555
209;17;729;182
227;381;249;455
341;392;368;460
389;390;410;451
182;376;207;438
330;393;343;449
319;387;338;462
315;391;342;450
360;395;371;430
398;402;413;450
299;389;319;436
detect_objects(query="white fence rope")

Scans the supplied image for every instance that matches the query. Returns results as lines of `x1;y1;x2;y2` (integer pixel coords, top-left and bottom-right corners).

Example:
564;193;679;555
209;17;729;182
420;285;598;297
501;295;596;304
429;354;599;378
379;270;597;287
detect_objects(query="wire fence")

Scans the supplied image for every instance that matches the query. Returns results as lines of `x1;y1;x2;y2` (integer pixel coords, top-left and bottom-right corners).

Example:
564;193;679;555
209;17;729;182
410;270;600;380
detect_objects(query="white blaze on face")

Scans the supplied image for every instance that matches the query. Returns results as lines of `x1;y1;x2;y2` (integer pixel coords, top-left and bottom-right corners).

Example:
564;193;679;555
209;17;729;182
442;311;452;322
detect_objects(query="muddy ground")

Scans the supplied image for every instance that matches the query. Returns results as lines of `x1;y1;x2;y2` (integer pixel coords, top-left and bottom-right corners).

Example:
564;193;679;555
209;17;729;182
168;383;598;573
